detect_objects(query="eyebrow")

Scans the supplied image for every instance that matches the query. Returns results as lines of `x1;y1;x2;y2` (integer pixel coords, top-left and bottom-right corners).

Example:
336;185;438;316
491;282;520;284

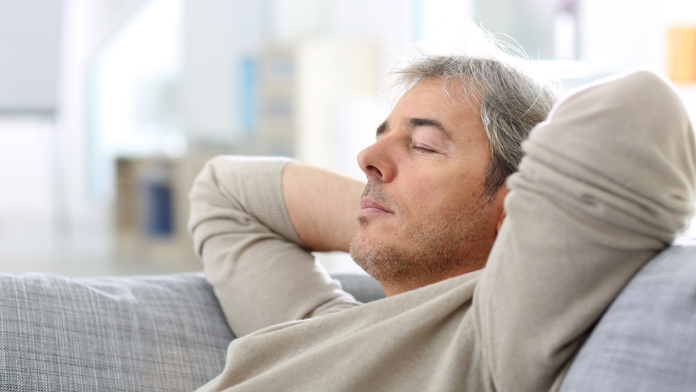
375;117;454;141
408;117;454;141
376;121;388;138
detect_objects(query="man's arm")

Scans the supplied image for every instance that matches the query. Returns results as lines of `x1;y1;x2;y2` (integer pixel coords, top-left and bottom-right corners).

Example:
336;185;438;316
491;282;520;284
473;70;696;392
188;157;363;337
282;162;364;252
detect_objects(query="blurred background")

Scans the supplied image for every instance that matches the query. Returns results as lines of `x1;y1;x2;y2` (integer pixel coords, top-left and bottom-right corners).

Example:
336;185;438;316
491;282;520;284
1;0;696;277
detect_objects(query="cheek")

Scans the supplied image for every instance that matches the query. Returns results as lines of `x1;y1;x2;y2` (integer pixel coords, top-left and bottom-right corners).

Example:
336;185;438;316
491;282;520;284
400;181;455;219
405;174;484;218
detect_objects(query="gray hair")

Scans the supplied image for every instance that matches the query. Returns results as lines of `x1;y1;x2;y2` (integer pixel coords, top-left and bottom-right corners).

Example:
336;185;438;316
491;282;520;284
391;55;559;201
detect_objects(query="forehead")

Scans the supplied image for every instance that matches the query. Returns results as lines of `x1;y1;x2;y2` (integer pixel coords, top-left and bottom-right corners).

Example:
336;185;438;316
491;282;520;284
387;77;482;138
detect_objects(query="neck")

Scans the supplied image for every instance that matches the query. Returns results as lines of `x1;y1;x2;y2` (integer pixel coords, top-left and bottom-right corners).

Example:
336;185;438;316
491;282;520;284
378;262;485;297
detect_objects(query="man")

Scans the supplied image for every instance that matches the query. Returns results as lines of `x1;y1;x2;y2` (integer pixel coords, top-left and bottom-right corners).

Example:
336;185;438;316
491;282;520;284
190;54;556;332
188;54;696;391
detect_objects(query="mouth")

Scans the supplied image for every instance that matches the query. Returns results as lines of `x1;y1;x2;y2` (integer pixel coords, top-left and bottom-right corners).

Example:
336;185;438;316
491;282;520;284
359;196;393;216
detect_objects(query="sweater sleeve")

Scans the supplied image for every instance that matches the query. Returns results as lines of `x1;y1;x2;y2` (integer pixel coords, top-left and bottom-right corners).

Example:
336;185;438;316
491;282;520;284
188;156;360;337
473;70;696;392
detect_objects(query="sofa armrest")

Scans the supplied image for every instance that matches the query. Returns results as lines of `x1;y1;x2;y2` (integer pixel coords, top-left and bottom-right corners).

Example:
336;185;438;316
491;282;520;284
0;272;232;391
559;244;696;392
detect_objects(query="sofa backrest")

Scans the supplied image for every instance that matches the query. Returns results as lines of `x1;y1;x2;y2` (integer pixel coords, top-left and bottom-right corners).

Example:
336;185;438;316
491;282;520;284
7;244;694;392
0;271;384;391
559;244;696;392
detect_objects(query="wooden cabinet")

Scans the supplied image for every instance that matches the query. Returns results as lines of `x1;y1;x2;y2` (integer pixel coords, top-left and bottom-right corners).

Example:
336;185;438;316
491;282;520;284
114;154;217;265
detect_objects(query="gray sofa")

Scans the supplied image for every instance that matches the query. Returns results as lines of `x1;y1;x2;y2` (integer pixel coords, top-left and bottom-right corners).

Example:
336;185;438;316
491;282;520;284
1;244;695;391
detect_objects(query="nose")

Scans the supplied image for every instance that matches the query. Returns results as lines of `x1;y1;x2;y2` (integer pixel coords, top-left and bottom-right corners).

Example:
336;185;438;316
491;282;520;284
357;138;395;183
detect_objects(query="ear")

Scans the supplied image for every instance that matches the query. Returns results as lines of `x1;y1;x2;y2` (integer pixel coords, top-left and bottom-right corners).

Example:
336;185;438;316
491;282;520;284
496;209;506;233
494;183;509;234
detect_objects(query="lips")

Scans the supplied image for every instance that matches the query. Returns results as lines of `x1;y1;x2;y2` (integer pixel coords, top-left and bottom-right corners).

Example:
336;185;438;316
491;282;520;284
360;197;393;215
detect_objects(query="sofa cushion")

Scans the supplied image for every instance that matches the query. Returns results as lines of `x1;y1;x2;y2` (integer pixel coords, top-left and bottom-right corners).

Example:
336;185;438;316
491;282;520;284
0;271;383;391
331;272;385;303
559;244;696;392
0;272;233;392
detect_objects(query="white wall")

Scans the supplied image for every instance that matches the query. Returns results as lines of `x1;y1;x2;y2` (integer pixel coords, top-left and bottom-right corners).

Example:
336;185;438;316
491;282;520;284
181;0;239;146
295;39;380;171
0;0;145;238
0;120;54;221
55;0;145;219
579;0;696;73
0;0;63;112
579;0;659;70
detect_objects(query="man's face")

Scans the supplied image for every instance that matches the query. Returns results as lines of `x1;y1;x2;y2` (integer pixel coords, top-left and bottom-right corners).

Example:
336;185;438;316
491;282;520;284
349;77;506;291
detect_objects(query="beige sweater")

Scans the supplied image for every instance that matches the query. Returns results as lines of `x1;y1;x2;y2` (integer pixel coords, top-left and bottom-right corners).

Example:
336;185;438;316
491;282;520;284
188;70;696;392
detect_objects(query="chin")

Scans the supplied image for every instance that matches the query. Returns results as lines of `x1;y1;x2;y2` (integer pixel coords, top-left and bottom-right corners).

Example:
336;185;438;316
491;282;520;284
349;232;417;281
349;219;491;282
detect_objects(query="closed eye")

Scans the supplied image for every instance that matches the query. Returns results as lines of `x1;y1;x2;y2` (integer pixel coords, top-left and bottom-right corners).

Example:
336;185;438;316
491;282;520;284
413;146;436;153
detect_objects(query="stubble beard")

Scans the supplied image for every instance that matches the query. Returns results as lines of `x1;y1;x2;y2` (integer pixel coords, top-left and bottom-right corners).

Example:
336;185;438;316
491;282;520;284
349;183;492;283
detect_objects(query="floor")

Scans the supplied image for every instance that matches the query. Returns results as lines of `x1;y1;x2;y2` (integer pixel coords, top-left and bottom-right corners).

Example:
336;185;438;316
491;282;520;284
0;218;200;278
0;215;364;278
